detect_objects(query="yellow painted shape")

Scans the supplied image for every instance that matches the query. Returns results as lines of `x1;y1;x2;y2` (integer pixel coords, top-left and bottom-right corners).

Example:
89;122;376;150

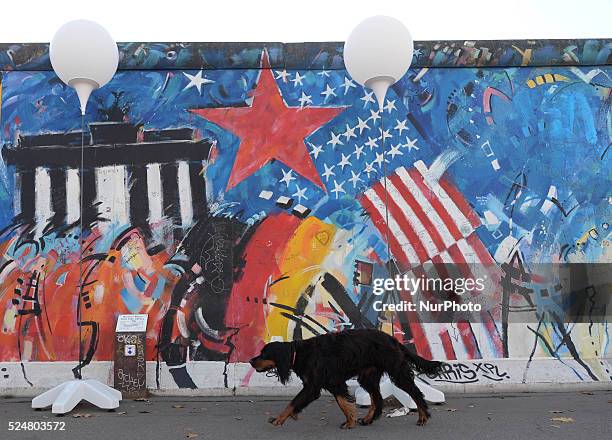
535;76;545;85
266;217;336;341
526;79;536;88
544;73;554;83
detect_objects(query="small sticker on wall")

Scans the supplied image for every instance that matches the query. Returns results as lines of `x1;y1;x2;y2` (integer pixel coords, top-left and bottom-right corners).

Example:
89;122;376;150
124;345;136;357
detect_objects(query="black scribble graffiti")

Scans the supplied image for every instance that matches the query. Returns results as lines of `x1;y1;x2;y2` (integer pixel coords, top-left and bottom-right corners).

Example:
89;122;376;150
499;251;534;357
558;243;575;261
157;215;249;388
14;270;48;387
549;197;581;218
426;362;510;384
601;142;610;160
503;257;603;382
321;272;375;330
98;91;131;122
270;288;330;341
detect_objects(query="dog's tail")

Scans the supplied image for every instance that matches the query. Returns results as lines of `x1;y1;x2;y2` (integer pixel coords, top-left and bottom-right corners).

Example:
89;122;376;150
399;344;444;376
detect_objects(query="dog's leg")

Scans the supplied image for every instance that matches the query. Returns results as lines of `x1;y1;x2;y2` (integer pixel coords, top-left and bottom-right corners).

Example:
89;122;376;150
335;395;358;429
389;366;430;426
269;386;320;426
327;383;357;429
357;367;383;425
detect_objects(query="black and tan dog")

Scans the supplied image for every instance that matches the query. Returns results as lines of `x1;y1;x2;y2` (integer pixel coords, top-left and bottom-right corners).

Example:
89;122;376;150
250;329;443;428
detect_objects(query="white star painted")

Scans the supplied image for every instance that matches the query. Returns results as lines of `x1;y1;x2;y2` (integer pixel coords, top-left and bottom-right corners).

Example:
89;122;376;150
342;124;357;141
360;90;375;108
280;169;296;187
183;70;214;94
353;144;365;159
373;152;389;168
368;109;381;123
321;84;336;101
348;170;363;188
275;70;290;83
342;77;357;95
327;132;344;148
355;117;370;134
298;91;312;107
338;153;352;170
364;161;376;178
292;72;305;87
388;143;403;159
365;136;379;150
404;137;419;151
394;119;408;135
322;163;336;182
331;180;346;199
317;70;331;77
384;99;397;113
309;143;323;159
379;128;392;141
292;185;308;203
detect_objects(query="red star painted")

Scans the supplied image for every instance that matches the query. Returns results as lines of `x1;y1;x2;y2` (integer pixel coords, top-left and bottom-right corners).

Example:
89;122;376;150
190;51;345;191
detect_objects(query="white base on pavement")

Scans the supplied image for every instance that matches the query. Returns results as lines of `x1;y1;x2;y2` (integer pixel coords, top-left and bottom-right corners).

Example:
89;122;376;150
350;376;445;410
32;379;122;414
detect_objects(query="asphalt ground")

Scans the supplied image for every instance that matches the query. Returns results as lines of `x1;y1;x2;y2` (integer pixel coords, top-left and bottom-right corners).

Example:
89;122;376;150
2;390;611;440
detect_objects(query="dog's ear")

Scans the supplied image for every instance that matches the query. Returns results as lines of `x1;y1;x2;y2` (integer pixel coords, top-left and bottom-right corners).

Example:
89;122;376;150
273;343;293;385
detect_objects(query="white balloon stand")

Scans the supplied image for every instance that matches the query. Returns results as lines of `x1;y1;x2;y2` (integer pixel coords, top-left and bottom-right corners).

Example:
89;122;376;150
32;379;122;414
350;376;445;411
31;19;123;416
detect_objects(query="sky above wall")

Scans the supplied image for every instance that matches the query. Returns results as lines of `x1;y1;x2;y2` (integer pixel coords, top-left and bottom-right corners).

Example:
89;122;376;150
1;0;611;43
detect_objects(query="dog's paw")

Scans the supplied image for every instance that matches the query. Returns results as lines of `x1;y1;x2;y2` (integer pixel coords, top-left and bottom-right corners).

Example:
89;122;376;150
290;413;299;421
358;417;373;426
268;417;284;426
416;416;429;426
340;420;357;429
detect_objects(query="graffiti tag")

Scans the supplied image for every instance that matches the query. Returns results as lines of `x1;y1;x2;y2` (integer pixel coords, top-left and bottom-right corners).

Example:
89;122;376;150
426;362;510;384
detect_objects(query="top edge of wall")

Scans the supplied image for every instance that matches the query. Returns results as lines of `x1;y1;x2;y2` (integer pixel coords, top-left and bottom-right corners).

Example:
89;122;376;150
1;39;611;71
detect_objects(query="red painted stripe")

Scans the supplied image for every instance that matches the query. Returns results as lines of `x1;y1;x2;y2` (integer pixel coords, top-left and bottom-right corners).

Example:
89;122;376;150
394;270;434;359
431;254;455;297
466;233;495;265
409;321;434;359
432;253;480;359
457;321;481;359
372;182;429;264
439;329;457;360
359;194;411;271
446;243;480;298
464;233;505;357
389;172;446;252
409;168;463;241
439;176;481;228
482;314;504;357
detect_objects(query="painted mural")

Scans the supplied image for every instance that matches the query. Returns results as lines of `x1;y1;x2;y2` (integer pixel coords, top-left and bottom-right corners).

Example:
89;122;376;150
0;40;610;389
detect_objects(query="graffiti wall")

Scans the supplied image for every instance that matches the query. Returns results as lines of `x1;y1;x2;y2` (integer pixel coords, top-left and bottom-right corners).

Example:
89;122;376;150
0;39;610;390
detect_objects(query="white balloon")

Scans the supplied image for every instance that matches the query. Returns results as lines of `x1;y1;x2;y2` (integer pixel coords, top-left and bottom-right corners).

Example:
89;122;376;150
50;20;118;114
344;16;413;108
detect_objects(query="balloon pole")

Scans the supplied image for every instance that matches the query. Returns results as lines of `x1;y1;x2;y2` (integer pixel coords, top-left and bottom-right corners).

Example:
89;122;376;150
31;65;122;414
75;112;85;379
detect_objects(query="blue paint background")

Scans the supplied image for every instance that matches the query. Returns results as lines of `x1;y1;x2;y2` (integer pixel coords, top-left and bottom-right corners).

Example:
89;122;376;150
1;65;610;264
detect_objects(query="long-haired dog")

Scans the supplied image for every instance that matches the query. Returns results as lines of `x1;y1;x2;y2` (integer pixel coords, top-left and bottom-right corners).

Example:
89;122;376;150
250;329;443;428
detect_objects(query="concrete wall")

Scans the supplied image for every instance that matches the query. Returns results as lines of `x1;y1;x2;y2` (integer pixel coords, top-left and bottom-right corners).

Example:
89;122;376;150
0;40;610;393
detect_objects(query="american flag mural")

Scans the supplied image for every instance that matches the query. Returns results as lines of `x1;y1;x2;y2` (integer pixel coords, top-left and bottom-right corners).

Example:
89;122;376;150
360;163;503;360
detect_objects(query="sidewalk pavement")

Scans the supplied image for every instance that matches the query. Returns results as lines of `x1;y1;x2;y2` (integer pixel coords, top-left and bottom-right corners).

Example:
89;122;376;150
2;391;611;440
